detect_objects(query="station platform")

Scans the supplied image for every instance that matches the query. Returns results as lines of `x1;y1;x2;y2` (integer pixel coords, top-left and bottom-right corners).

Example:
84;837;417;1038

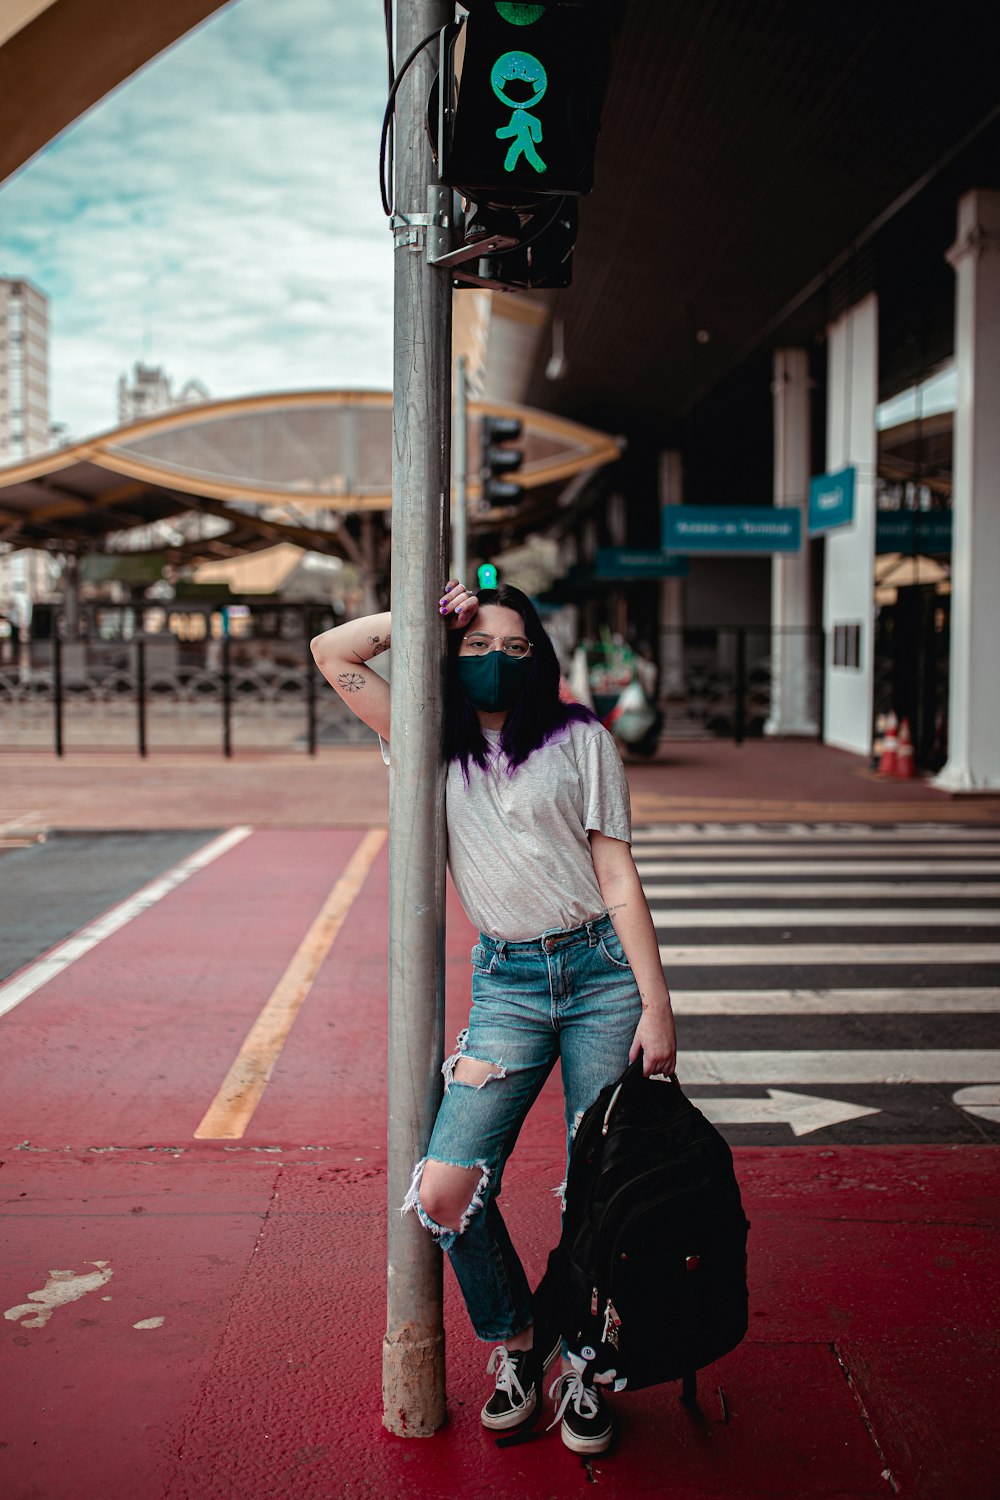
1;740;999;1498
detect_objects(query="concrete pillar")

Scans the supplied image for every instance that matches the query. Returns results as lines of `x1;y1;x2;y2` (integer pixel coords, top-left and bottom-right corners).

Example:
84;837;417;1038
822;294;878;756
934;189;1000;791
658;450;684;697
765;349;817;735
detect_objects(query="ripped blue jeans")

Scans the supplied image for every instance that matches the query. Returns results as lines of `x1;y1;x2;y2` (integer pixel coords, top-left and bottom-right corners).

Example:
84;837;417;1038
402;915;642;1342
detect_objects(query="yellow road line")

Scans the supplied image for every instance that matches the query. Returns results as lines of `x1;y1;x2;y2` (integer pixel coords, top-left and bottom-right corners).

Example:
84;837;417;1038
194;828;387;1140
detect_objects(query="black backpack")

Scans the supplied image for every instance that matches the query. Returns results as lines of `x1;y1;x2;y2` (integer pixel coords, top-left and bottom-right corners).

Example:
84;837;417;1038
535;1061;750;1401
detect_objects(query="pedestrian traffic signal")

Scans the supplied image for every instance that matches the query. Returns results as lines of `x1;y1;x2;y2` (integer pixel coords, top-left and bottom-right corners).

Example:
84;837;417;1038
481;415;524;506
459;197;578;291
440;1;611;202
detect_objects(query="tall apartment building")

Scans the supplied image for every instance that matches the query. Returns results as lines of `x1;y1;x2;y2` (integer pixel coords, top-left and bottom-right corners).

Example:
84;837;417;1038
0;278;49;463
0;279;57;628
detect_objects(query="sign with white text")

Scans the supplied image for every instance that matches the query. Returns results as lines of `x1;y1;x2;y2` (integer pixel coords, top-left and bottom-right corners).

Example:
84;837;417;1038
809;467;856;535
662;506;801;554
594;548;689;579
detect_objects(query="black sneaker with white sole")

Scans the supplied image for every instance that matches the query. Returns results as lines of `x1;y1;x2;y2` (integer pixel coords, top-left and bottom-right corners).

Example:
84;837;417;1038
480;1328;563;1431
548;1367;614;1454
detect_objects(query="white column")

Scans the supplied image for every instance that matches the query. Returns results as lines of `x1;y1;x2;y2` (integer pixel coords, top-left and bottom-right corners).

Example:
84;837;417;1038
934;190;1000;791
658;450;684;697
766;348;816;735
822;294;878;756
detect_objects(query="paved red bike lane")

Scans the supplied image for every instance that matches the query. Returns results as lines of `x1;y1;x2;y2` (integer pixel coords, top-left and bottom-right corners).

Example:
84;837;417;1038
2;826;998;1499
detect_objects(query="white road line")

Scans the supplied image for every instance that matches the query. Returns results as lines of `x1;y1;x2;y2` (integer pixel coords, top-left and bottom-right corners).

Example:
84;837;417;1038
659;942;1000;965
680;1050;1000;1085
642;882;1000;898
0;827;253;1020
669;988;1000;1014
0;812;44;836
651;908;1000;927
638;860;1000;876
633;843;1000;859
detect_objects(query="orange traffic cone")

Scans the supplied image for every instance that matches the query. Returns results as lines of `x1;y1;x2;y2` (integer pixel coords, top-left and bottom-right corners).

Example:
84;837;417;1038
895;717;916;779
879;712;898;775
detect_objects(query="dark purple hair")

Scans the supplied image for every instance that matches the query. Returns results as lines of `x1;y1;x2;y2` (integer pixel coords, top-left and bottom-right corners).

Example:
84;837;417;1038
444;583;595;778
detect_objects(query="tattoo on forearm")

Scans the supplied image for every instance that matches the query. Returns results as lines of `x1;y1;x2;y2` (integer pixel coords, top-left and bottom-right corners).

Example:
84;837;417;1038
338;671;366;694
607;901;628;918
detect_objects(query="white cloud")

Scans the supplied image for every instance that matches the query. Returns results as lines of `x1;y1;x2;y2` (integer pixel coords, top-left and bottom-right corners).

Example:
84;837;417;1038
0;0;396;439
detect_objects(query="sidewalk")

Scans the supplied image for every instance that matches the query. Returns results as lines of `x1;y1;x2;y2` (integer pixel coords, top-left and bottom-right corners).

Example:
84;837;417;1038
3;737;1000;833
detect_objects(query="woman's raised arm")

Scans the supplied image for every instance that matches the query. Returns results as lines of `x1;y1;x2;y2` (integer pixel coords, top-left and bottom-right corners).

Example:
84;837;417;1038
311;611;392;740
310;580;479;744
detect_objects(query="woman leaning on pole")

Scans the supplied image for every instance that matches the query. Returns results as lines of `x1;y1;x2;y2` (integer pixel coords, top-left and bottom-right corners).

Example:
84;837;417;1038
311;578;676;1455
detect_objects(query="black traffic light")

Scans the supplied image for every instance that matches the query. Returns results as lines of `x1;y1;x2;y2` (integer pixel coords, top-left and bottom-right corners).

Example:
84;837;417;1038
456;196;577;291
439;2;611;203
481;415;524;506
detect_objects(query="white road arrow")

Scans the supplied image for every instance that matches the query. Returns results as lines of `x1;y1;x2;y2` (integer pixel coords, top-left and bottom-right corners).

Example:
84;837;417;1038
953;1086;1000;1124
694;1089;881;1137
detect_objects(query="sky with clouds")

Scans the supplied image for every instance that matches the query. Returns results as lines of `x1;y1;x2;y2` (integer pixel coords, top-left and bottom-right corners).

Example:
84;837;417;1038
0;0;394;441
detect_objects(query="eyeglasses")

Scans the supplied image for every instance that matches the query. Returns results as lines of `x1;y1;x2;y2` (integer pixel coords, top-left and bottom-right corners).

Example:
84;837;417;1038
459;634;533;659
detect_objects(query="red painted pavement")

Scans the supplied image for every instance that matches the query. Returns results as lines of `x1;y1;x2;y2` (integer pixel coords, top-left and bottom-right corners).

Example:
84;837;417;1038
2;828;999;1498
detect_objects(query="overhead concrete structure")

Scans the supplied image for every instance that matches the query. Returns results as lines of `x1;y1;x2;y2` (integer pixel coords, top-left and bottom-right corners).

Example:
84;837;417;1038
0;389;621;563
0;0;229;185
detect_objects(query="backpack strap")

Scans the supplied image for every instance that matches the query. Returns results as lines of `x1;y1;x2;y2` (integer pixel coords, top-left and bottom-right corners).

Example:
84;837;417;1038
601;1063;681;1136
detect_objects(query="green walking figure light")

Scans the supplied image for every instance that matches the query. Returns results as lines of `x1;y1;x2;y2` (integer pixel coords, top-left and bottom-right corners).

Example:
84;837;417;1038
490;50;548;174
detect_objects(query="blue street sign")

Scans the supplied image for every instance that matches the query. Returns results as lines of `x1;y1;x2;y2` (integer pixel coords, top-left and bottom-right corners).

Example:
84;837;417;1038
593;548;689;580
809;466;855;535
875;512;953;556
662;506;801;554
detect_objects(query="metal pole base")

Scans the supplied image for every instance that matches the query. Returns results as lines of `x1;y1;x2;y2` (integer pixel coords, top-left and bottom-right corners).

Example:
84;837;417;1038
382;1330;446;1436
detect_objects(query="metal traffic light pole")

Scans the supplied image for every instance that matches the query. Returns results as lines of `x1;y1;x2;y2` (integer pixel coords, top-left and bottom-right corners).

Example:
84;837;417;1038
452;353;469;585
382;0;454;1438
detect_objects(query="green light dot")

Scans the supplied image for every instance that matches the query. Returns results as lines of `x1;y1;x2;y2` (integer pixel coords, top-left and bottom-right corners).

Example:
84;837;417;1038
496;3;545;23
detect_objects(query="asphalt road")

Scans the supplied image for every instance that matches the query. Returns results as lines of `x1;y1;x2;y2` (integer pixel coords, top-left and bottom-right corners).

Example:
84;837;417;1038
2;821;999;1146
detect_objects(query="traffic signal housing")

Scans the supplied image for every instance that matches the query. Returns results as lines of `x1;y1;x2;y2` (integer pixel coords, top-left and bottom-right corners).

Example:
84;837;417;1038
440;1;611;202
481;415;524;507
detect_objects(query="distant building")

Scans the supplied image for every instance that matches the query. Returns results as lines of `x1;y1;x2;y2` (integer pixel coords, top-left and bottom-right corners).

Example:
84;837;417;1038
0;278;49;463
0;279;58;627
117;362;210;425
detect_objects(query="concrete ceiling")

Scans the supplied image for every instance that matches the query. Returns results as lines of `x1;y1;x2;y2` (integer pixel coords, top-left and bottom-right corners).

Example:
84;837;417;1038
521;0;1000;443
0;0;230;185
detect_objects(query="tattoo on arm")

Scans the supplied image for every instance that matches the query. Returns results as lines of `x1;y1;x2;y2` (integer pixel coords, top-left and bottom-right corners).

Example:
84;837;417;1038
351;634;391;665
337;671;366;694
607;901;629;918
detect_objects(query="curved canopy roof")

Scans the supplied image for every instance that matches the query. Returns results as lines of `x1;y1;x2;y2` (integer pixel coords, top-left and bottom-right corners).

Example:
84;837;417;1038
0;389;621;560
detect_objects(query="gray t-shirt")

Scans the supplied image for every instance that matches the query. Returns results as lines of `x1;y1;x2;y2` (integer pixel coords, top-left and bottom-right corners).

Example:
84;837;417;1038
445;718;631;941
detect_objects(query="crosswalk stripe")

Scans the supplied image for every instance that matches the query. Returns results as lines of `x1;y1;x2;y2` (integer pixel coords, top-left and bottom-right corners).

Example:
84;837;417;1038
642;882;1000;898
634;843;1000;859
650;908;1000;927
669;988;1000;1014
660;942;1000;964
632;824;1000;841
635;821;1000;1139
680;1050;1000;1084
638;860;1000;876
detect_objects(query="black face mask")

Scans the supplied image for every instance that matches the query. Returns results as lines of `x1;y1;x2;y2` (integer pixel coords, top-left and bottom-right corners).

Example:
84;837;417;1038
455;651;532;712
